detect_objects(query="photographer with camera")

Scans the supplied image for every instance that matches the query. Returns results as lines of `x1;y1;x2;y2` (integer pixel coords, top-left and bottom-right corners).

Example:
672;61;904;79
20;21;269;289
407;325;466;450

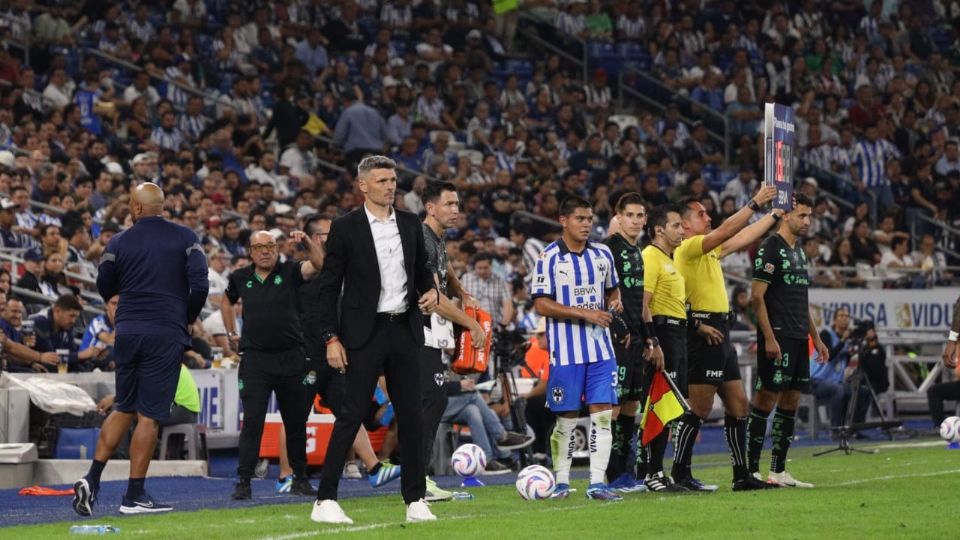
930;294;960;430
811;308;872;431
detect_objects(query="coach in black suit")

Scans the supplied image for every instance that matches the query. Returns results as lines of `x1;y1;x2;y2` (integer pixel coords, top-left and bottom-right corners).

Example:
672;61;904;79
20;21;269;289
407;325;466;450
311;156;439;525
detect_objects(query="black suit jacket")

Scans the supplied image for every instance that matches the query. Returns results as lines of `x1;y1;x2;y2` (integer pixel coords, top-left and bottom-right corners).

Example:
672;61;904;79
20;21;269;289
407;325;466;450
316;206;433;349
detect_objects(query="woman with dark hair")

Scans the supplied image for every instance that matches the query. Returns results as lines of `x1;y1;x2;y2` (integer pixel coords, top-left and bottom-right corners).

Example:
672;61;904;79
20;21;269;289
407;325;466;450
829;236;866;287
19;252;79;301
849;218;881;265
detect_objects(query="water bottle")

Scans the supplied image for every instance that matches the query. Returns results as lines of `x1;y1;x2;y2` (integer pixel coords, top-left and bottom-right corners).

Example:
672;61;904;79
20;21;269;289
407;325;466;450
451;491;475;500
69;525;120;535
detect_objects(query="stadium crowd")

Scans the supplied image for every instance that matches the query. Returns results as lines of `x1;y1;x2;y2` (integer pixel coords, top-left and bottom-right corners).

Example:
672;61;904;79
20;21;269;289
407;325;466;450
0;0;956;483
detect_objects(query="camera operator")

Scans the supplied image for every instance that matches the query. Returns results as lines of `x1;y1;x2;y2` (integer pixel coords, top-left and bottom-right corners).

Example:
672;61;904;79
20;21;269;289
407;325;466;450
811;308;871;430
854;326;889;398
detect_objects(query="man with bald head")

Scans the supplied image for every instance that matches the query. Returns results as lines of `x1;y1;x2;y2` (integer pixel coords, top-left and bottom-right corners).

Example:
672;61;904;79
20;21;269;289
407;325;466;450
73;183;209;517
221;226;324;501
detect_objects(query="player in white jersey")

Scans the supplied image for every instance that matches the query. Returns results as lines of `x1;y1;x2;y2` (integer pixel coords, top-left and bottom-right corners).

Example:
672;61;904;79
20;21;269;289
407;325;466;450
531;196;623;501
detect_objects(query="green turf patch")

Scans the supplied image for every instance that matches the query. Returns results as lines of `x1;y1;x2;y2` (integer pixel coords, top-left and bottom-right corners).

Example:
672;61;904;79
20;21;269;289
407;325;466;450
9;442;958;539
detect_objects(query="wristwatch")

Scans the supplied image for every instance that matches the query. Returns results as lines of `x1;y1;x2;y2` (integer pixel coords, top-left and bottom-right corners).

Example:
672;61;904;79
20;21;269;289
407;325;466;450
770;211;783;223
322;332;338;344
747;199;761;212
647;337;660;349
227;331;238;338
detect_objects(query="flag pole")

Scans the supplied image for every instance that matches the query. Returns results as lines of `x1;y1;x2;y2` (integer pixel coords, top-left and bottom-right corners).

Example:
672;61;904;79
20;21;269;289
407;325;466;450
660;369;691;413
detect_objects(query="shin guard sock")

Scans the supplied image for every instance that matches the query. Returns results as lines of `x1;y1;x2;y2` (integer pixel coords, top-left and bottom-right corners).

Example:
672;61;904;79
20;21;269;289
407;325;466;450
607;413;635;480
770;408;797;474
589;410;613;485
86;459;107;489
550;416;578;485
746;406;771;475
670;413;702;480
725;415;750;481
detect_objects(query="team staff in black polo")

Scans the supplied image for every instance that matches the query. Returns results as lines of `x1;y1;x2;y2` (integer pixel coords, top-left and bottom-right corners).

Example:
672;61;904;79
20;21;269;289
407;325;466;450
223;228;324;500
311;156;439;525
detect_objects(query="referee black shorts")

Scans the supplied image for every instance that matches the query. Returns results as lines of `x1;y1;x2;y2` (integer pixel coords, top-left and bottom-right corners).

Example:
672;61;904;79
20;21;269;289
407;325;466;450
755;333;810;393
649;316;688;398
613;336;645;403
686;312;742;386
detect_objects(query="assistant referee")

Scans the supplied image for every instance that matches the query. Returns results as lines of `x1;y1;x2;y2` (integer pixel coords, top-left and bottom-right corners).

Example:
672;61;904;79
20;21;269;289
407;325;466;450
224;229;324;500
639;204;686;493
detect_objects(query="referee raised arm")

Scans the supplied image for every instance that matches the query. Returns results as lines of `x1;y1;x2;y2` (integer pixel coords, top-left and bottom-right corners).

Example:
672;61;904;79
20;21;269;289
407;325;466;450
73;183;208;517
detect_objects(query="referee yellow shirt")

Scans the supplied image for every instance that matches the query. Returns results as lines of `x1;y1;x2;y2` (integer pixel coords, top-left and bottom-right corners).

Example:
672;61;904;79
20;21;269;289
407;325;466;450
674;235;728;313
642;245;687;319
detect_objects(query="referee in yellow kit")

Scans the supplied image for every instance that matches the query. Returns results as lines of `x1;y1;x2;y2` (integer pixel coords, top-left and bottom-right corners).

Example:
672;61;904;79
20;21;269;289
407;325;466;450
639;205;687;493
670;184;782;492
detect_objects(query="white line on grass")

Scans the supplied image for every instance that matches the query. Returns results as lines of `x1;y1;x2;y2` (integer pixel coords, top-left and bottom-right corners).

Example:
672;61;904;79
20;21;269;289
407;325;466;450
861;440;948;451
823;468;960;487
259;503;597;540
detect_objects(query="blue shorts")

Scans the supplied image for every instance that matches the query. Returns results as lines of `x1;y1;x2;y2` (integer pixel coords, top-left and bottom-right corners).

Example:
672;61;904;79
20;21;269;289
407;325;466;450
546;358;619;412
113;334;184;421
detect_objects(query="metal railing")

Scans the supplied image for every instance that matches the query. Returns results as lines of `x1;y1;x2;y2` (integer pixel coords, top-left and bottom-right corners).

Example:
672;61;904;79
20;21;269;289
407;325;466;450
912;213;960;260
517;12;588;81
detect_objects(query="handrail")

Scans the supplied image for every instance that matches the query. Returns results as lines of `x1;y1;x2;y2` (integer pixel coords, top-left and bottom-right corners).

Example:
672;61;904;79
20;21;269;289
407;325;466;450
517;12;588;81
516;27;584;75
11;285;105;316
84;48;239;112
619;81;726;150
313;134;439;182
912;213;960;260
798;157;877;224
0;191;66;216
621;65;728;127
510;210;560;230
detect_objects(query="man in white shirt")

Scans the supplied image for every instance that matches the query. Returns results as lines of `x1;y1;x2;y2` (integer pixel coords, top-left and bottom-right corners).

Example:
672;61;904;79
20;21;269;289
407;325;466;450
246;153;292;200
122;71;161;107
42;68;74;109
879;236;917;285
280;130;318;186
206;248;231;308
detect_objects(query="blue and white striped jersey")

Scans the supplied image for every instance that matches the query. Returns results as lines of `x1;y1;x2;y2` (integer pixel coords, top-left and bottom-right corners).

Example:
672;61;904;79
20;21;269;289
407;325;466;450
852;138;900;188
530;239;619;366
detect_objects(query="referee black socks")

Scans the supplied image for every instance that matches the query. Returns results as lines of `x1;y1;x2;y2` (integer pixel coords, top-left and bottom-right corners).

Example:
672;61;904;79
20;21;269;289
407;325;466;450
746;406;771;475
670;412;701;480
770;408;797;474
86;459;106;490
724;415;750;481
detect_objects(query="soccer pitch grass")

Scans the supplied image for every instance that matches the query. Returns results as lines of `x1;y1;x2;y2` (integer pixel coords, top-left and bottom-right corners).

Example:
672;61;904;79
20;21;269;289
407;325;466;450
6;441;958;539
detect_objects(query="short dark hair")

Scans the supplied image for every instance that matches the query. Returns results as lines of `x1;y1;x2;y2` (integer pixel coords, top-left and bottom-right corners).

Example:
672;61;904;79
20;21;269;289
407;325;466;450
645;204;680;238
559;195;591;217
892;236;908;250
422;180;457;205
357;155;396;177
794;193;815;209
472;251;494;265
677;196;700;218
615;192;645;214
303;213;332;236
54;294;83;312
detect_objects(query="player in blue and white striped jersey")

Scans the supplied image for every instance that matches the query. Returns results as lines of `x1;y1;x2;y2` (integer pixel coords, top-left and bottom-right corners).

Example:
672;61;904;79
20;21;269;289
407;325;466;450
531;196;623;502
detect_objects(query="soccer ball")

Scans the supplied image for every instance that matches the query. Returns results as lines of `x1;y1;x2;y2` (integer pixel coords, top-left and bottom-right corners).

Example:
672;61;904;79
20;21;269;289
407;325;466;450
515;465;556;500
939;416;960;442
451;443;487;477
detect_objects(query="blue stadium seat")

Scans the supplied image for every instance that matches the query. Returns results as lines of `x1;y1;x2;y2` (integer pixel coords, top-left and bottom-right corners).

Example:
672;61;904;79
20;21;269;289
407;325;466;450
587;41;615;60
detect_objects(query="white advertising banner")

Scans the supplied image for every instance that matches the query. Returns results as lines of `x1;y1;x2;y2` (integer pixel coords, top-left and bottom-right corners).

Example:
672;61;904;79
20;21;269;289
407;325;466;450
809;288;959;331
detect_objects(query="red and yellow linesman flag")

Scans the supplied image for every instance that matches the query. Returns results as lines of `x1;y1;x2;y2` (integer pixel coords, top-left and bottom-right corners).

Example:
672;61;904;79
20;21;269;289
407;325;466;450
640;371;688;446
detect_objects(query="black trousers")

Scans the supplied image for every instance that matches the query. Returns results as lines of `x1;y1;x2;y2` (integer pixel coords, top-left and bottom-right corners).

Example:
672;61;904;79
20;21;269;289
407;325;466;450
927;381;960;426
524;394;554;455
317;315;425;504
236;349;312;480
420;345;448;473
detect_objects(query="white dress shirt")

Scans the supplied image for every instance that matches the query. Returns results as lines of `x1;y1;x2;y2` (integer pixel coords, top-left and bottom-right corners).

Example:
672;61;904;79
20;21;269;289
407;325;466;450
365;204;408;313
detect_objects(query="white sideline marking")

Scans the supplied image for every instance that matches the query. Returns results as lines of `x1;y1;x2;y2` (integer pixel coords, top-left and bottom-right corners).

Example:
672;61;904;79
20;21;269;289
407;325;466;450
259;504;597;539
861;440;947;451
824;468;960;487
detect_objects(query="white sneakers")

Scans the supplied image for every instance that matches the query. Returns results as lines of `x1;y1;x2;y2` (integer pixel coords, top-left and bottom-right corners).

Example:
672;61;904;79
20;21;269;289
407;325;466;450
311;500;353;524
311;498;437;525
406;499;437;522
767;470;815;488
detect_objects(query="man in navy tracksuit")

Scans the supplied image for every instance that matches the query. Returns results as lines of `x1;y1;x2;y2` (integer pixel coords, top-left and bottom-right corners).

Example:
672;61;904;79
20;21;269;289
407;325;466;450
73;183;208;517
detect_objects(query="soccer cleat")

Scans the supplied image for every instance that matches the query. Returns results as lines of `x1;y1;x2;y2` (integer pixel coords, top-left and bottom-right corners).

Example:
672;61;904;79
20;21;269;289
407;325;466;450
425;477;454;502
406;499;437;522
608;473;648;493
767;470;814;488
343;461;362;479
644;472;689;493
585;483;624;501
291;477;315;496
733;475;779;491
368;461;402;488
119;492;173;514
232;481;252;500
673;476;719;493
311;499;353;524
275;475;292;494
72;478;97;517
497;431;535;451
480;460;512;475
550;483;571;499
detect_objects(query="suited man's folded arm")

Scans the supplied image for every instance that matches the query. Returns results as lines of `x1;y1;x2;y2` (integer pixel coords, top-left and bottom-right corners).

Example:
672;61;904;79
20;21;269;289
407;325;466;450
316;218;348;336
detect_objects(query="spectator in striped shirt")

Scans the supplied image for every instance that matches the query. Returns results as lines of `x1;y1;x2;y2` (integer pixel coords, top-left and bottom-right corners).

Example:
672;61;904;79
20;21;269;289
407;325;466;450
164;55;196;109
178;96;208;143
555;1;587;40
151;111;185;152
616;4;645;41
380;0;413;38
127;5;155;45
460;252;514;328
852;122;900;210
415;83;448;130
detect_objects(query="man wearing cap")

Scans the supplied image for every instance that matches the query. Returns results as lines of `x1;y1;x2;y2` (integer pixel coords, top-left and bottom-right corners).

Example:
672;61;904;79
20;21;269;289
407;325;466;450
0;198;29;249
584;68;612;113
